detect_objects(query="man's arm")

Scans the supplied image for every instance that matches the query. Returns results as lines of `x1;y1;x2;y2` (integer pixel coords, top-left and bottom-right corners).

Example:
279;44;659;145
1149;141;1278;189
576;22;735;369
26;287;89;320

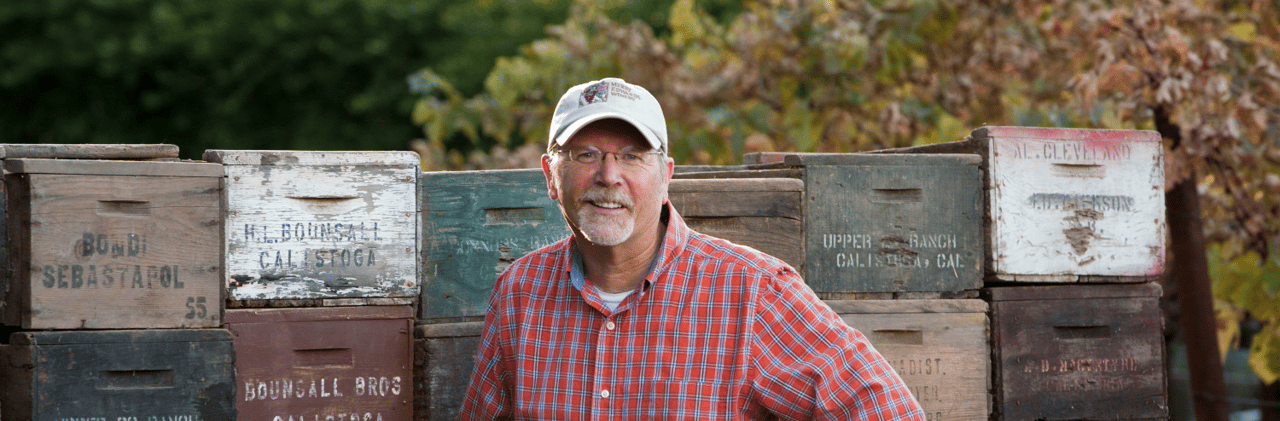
748;268;926;420
458;282;514;421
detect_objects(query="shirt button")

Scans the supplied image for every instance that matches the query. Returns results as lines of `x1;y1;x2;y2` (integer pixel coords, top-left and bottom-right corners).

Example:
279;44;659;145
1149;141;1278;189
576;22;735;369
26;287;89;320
606;321;616;330
600;389;611;398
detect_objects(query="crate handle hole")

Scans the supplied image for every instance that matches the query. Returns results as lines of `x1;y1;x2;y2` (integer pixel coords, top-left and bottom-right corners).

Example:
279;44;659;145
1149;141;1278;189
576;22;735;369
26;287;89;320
98;369;175;389
1051;163;1106;178
293;347;354;367
869;329;923;345
97;200;151;216
871;189;922;204
1054;325;1111;339
485;207;544;226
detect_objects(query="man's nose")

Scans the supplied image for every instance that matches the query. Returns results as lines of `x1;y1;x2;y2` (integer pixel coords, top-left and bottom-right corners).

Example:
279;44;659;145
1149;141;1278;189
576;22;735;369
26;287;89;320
593;154;625;185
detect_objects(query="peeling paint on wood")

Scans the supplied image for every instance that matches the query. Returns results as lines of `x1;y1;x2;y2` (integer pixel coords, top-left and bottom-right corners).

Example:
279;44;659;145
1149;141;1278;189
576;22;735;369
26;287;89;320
983;127;1166;281
868;126;1167;282
205;150;419;302
419;169;569;322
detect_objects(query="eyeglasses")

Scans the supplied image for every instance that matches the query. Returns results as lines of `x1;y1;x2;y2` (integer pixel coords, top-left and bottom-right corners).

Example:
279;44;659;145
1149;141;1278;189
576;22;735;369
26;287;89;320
557;146;664;167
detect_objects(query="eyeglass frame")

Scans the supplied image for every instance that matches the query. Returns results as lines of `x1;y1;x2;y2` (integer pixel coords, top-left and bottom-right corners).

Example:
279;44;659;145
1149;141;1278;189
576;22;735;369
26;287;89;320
550;145;667;167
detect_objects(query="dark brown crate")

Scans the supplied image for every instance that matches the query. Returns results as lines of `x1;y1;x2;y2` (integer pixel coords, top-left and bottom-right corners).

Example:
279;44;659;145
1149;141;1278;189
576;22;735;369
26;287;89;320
419;169;570;323
682;154;984;295
224;306;414;421
668;177;805;272
827;299;990;421
2;158;224;329
986;282;1167;420
869;126;1166;283
204;150;420;306
414;322;483;421
0;329;236;421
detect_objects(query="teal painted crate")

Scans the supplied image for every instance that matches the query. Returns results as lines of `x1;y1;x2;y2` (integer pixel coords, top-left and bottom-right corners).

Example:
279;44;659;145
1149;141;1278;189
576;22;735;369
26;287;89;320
420;169;569;322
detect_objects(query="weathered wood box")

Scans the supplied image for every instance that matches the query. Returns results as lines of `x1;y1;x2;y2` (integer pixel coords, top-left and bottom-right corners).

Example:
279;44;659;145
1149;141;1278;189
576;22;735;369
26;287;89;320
872;126;1166;282
0;144;181;309
688;154;984;298
414;321;483;421
827;299;991;421
986;283;1167;420
224;306;414;421
668;177;805;272
204;151;419;307
419;169;569;323
0;328;236;421
2;158;224;329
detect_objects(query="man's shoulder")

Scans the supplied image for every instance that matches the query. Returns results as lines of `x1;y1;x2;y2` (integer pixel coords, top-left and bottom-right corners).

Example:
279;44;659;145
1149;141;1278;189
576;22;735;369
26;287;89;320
682;230;796;276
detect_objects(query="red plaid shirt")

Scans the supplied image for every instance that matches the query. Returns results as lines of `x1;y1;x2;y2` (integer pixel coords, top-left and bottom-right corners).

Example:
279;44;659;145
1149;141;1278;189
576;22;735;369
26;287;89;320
461;205;924;420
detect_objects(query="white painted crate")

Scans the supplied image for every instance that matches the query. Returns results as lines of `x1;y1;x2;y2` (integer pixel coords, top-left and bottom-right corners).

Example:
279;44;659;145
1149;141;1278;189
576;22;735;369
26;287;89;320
204;150;419;304
981;127;1164;282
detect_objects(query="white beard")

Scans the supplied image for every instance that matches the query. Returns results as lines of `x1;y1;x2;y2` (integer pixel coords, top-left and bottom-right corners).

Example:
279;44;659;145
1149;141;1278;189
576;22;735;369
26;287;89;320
575;187;635;246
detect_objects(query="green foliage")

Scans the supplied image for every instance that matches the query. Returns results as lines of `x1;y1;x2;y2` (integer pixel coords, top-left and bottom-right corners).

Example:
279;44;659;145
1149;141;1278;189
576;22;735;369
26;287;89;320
1209;241;1280;383
0;0;570;159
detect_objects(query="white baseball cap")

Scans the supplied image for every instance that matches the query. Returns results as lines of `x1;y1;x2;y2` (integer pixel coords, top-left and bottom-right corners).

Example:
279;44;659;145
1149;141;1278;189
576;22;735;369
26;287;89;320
548;78;667;153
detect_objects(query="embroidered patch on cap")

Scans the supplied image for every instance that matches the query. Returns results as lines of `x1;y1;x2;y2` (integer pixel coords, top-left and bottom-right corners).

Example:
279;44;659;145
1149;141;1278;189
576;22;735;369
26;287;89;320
579;81;610;106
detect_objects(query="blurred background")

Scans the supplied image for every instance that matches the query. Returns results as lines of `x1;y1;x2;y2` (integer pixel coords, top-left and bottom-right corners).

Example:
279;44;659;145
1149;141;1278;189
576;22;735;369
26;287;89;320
3;0;1278;418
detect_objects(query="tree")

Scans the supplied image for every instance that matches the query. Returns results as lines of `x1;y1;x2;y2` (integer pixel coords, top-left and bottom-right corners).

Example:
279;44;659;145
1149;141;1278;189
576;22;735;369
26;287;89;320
0;0;570;159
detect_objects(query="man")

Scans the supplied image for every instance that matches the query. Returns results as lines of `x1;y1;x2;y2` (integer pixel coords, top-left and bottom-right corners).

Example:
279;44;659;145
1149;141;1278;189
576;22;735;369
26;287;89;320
460;77;924;420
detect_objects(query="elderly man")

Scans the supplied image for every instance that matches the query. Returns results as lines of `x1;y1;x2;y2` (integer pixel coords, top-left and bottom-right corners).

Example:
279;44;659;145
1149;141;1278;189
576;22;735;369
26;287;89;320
460;78;924;420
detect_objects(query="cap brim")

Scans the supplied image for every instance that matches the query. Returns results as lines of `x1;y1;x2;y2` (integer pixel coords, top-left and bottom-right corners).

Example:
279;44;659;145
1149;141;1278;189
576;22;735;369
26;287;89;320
552;112;664;152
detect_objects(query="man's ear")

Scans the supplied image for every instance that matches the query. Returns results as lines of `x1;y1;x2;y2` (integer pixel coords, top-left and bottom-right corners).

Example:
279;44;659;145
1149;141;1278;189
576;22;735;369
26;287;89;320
542;154;559;200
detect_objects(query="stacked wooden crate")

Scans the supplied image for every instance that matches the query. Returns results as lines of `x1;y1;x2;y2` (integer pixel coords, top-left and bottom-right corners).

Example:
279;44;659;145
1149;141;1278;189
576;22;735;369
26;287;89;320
877;126;1169;420
415;169;570;420
204;150;420;421
0;125;1171;419
0;144;235;420
677;152;992;420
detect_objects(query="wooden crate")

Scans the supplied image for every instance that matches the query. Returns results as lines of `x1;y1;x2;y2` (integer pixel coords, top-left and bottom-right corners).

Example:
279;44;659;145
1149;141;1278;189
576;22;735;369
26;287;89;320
0;144;181;327
668;177;804;272
0;328;235;421
870;126;1166;282
2;158;224;329
827;299;990;421
204;151;419;306
224;306;414;421
414;322;483;421
986;283;1167;420
687;154;984;297
419;169;569;323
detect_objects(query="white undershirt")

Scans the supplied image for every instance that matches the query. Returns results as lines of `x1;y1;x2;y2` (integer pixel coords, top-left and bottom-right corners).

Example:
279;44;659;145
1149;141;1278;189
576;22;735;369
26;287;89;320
594;288;634;312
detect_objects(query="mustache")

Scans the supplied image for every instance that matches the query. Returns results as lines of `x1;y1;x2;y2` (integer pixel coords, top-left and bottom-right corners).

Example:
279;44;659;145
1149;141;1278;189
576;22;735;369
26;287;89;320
578;187;634;207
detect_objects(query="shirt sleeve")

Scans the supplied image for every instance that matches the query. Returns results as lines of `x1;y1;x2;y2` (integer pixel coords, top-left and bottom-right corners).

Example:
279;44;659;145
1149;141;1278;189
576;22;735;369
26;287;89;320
748;267;926;421
459;275;515;421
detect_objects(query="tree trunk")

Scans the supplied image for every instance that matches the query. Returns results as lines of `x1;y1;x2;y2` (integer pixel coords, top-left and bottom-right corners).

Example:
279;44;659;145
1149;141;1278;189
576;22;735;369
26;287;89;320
1167;175;1231;420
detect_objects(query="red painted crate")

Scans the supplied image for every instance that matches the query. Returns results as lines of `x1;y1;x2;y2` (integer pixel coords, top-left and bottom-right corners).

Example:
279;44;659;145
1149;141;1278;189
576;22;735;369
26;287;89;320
225;306;414;421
